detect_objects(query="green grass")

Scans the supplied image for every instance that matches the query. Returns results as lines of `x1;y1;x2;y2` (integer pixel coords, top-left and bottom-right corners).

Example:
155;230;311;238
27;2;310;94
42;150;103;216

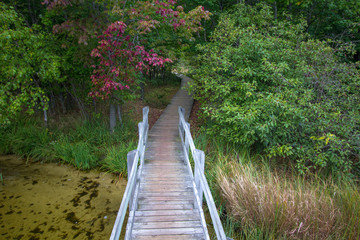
0;115;137;175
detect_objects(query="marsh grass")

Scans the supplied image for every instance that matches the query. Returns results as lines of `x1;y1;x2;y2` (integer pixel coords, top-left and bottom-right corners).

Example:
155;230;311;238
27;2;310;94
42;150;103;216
102;141;137;177
194;132;360;240
0;115;137;175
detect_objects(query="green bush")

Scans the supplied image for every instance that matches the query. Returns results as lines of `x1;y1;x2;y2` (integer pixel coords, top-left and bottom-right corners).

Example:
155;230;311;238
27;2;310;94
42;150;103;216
191;3;360;175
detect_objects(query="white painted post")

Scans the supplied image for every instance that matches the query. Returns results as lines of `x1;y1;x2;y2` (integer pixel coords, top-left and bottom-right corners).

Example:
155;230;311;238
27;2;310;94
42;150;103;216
197;149;205;207
185;122;190;165
127;150;137;210
194;149;200;209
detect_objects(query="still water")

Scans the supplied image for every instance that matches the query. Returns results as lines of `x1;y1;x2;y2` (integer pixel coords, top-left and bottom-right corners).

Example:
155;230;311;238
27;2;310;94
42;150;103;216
0;155;127;239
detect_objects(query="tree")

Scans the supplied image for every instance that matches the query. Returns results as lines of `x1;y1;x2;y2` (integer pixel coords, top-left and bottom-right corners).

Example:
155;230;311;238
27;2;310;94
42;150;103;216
89;0;210;131
191;3;360;175
89;21;172;131
0;3;60;126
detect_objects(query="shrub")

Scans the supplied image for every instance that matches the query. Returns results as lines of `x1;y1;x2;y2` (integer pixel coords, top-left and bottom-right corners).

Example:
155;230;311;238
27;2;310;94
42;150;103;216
190;3;360;175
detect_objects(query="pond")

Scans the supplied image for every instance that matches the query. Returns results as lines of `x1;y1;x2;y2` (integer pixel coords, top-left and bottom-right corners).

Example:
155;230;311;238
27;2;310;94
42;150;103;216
0;155;127;240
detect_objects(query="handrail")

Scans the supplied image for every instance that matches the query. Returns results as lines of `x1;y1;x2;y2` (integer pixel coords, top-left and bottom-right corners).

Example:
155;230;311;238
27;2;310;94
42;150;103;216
178;106;228;240
110;106;149;240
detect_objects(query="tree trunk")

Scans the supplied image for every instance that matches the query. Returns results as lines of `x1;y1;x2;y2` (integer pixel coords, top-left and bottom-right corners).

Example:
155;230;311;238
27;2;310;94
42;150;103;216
43;108;48;128
59;93;66;114
69;82;89;120
117;104;122;126
140;82;144;101
109;103;116;133
93;98;97;115
274;1;277;20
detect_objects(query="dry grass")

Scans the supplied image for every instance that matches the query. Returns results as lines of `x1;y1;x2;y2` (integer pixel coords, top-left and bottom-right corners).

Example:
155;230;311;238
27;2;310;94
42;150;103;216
217;162;360;239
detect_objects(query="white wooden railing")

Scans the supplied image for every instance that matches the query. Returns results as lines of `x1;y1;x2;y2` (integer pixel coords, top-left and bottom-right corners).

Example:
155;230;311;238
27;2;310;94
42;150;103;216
178;106;228;240
110;106;149;240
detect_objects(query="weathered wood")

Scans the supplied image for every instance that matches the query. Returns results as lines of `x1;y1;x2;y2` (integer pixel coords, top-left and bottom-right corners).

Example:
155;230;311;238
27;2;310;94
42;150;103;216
112;76;219;240
110;107;149;240
137;200;193;205
127;150;136;210
133;221;202;229
132;227;205;236
137;203;194;211
178;106;227;240
134;215;200;223
195;149;205;207
132;234;205;240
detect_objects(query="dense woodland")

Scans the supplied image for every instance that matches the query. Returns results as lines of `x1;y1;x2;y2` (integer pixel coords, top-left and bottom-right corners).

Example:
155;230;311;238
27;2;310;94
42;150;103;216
0;0;360;239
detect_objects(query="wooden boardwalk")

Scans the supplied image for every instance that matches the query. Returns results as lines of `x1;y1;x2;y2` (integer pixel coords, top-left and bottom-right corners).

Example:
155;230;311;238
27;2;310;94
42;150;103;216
128;76;208;239
110;76;227;240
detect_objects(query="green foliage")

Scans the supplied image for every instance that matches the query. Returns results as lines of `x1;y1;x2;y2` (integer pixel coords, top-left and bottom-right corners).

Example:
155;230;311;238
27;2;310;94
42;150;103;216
191;3;360;175
0;3;61;125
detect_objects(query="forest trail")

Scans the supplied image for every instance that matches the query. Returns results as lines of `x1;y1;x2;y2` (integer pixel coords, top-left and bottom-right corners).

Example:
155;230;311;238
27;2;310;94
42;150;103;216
127;75;209;239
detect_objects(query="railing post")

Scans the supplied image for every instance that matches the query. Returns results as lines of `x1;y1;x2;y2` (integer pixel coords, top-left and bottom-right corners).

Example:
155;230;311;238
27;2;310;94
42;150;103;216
184;122;190;165
142;107;149;145
127;150;136;210
196;149;205;207
138;122;145;166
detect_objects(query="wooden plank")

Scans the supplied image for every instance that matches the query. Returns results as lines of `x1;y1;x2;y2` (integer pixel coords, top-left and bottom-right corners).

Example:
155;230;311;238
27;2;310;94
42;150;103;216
141;173;189;178
135;210;198;217
139;187;192;193
140;180;191;185
132;221;202;229
137;196;194;201
133;215;200;223
142;176;191;181
137;200;193;205
137;203;194;211
140;183;191;188
133;234;205;240
142;169;186;173
142;165;186;170
132;227;204;236
144;162;183;166
138;190;193;197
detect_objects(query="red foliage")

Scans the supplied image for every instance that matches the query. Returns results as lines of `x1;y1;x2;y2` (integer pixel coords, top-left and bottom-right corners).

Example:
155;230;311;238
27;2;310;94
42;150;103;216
89;21;172;99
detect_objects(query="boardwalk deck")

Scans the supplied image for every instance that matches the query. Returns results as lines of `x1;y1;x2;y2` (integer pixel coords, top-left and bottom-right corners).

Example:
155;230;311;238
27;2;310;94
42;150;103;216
127;76;208;239
110;76;228;240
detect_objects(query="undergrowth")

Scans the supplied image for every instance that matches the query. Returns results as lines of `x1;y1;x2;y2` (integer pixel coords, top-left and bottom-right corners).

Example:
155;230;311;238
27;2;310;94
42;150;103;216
194;133;360;240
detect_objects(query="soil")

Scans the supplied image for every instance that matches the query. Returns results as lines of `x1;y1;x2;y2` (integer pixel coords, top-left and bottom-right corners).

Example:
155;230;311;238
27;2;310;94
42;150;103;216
124;99;164;130
188;100;203;133
0;155;127;240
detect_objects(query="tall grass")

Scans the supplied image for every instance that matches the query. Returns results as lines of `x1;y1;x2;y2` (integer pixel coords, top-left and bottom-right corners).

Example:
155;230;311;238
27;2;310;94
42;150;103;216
194;132;360;240
102;141;137;177
0;116;137;175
